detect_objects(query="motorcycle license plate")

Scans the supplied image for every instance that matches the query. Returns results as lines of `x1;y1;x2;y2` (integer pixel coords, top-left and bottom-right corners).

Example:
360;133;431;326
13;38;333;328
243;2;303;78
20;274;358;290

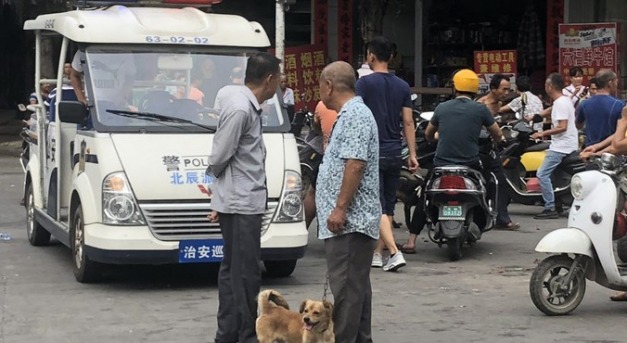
441;206;463;218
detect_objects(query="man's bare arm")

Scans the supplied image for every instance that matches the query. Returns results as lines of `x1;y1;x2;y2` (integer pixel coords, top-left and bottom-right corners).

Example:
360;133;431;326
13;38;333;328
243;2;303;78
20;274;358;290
70;68;87;104
425;122;438;142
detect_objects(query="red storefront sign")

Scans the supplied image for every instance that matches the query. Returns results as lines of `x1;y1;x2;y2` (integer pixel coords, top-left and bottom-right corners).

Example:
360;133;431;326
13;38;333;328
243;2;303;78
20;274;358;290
337;0;353;62
474;50;518;74
283;44;327;111
473;50;518;93
558;22;618;83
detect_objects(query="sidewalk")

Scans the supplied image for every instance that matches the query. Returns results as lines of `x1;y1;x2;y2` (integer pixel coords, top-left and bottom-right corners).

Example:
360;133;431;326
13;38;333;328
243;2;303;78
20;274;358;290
0;109;24;157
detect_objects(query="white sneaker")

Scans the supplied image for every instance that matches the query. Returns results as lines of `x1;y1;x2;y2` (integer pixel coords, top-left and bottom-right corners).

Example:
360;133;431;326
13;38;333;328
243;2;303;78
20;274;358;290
383;252;406;271
371;252;383;268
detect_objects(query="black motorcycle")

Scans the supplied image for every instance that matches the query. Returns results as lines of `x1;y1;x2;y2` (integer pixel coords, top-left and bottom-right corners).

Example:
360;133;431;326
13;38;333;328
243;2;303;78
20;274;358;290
291;108;313;138
297;129;323;199
422;131;498;261
397;110;437;228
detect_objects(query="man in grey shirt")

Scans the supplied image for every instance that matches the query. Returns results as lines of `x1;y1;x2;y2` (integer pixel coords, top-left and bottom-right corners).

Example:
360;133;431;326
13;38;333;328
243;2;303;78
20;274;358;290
208;52;281;343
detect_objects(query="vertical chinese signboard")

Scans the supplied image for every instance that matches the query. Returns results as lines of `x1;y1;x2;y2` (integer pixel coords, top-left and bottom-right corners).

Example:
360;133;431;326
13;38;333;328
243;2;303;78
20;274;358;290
558;23;618;84
313;0;328;47
474;50;518;94
283;44;327;111
337;0;353;62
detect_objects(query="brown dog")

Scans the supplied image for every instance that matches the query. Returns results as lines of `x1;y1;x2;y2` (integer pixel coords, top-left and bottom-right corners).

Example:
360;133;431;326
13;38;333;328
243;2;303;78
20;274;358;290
256;289;334;343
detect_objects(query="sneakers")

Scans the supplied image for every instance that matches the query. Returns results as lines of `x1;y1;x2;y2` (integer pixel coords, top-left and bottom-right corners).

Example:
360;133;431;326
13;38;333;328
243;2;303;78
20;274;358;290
371;252;383;268
534;209;559;219
383;252;406;272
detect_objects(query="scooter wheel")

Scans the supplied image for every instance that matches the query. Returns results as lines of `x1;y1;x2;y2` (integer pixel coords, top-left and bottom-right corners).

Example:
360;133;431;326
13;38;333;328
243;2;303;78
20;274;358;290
529;255;586;316
446;237;463;261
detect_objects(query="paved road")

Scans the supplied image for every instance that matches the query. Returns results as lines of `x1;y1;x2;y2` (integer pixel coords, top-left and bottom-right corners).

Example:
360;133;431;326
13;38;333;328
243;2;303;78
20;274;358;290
1;155;626;343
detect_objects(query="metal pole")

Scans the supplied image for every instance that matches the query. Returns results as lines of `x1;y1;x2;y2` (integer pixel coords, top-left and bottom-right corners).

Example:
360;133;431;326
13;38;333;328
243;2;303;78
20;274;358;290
276;0;285;72
35;31;46;205
55;37;69;221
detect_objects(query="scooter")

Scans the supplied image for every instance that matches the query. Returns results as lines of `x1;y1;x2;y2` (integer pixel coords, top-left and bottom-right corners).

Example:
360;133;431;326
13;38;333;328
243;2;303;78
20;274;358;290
296;128;323;199
424;164;496;261
422;131;498;261
291;108;313;138
499;120;585;211
529;153;627;316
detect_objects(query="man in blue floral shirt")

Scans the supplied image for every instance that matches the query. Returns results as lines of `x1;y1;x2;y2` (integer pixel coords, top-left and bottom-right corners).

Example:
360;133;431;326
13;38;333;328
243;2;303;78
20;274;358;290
316;61;380;343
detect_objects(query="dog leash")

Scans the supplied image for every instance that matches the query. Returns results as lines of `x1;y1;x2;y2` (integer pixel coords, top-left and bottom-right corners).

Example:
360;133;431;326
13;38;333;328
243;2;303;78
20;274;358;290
322;272;330;301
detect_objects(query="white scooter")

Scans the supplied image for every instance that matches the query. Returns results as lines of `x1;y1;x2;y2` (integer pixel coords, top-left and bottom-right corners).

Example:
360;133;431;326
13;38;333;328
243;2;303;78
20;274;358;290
529;153;627;316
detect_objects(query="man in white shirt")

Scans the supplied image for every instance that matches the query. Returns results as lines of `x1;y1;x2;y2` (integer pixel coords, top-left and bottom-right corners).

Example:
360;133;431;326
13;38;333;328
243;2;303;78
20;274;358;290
532;73;578;219
500;75;544;121
357;62;374;79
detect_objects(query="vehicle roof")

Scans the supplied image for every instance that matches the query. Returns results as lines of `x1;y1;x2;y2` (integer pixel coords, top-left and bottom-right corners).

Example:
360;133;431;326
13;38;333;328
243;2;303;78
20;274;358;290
23;5;270;47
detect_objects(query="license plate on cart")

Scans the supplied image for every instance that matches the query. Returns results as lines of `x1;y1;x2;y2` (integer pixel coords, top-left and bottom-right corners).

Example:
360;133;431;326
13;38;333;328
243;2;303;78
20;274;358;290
178;239;223;263
441;206;463;218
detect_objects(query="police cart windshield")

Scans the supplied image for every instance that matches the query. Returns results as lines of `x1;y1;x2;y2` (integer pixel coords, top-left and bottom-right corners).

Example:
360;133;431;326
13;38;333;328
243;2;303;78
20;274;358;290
82;46;288;132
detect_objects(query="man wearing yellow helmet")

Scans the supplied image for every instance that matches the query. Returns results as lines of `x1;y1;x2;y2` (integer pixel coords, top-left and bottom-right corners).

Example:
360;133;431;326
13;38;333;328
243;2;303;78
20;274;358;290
408;70;509;238
425;69;503;166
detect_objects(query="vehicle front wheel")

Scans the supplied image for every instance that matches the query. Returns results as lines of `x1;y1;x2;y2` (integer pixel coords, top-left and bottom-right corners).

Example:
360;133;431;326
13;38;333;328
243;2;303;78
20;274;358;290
71;206;103;283
264;260;297;278
529;255;586;316
25;184;50;246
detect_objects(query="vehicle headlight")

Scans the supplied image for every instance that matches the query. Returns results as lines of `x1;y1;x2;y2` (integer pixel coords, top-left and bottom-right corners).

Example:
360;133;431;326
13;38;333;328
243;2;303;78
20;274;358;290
571;175;584;200
102;172;145;225
274;170;303;223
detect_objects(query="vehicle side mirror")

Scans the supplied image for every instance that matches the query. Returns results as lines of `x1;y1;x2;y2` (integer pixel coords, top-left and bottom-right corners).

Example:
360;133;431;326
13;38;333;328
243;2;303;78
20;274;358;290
58;101;88;124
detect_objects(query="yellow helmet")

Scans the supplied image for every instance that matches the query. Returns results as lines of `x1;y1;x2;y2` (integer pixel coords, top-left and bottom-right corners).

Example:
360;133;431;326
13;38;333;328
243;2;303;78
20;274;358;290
453;69;479;94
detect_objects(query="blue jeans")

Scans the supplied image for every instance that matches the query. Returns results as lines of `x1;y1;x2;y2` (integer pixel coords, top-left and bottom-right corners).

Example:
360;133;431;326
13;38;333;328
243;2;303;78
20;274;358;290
537;150;567;210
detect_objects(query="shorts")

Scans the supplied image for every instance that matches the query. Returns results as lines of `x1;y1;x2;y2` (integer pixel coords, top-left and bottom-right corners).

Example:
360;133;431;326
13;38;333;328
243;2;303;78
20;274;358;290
379;155;403;216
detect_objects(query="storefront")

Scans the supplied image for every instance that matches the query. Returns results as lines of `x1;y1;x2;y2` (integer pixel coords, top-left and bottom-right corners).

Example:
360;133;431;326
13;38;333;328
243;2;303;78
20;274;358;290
566;0;627;99
376;0;625;109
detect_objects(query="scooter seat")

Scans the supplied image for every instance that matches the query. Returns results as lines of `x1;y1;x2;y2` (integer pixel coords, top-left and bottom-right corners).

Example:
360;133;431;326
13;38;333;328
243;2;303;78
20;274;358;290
525;141;550;152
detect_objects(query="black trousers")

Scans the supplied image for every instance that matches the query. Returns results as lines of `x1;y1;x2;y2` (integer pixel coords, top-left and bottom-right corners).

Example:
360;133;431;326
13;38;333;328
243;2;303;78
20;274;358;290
325;232;376;343
214;213;263;343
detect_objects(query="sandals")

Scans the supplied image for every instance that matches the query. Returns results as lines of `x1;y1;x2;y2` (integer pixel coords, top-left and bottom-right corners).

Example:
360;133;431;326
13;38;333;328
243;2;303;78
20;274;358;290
610;292;627;302
493;222;520;231
399;243;416;254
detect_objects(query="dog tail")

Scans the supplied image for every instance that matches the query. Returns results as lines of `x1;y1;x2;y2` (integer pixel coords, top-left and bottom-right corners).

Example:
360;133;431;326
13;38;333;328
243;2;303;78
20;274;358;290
258;289;290;315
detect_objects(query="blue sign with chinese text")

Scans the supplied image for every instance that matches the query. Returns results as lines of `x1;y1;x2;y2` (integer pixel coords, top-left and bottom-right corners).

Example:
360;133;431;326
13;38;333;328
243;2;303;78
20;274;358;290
178;239;223;263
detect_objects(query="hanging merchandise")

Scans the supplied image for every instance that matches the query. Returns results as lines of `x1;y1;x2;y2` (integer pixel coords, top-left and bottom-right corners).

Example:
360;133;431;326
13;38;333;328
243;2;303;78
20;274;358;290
517;4;545;70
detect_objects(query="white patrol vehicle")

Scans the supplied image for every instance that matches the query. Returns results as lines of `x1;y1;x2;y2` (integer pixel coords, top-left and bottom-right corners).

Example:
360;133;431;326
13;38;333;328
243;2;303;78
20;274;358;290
22;1;307;282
